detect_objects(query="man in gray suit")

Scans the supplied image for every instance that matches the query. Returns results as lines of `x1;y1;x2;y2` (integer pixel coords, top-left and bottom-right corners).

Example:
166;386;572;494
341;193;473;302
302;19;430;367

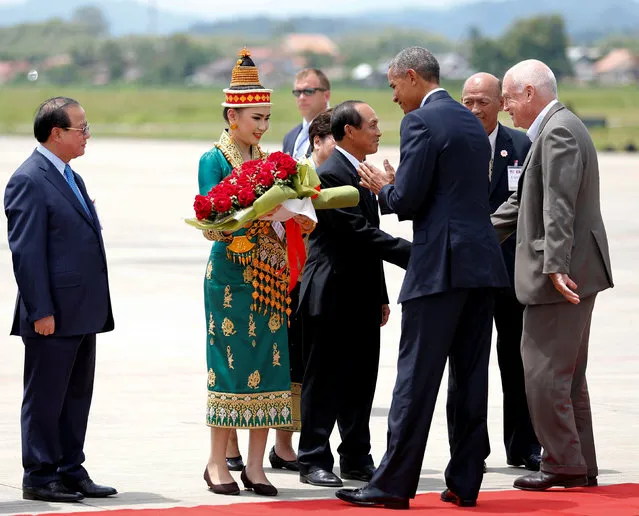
492;60;613;491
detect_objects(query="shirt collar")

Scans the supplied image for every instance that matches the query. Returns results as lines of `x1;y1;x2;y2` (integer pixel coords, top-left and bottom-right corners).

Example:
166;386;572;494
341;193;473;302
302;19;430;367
335;146;361;171
420;87;446;108
526;99;559;142
488;124;499;156
301;118;311;130
36;145;67;176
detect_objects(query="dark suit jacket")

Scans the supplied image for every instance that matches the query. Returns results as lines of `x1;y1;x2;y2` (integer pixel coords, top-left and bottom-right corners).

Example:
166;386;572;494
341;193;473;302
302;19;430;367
490;124;531;287
379;90;509;303
4;150;114;338
283;123;303;155
299;150;411;318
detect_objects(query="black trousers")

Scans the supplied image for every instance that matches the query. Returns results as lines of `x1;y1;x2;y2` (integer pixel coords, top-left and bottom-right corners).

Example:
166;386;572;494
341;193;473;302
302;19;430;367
21;334;96;487
297;307;380;474
370;289;493;501
493;289;540;460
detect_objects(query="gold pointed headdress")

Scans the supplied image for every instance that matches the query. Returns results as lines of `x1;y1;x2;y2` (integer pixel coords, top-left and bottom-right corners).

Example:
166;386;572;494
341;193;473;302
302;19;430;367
222;48;272;108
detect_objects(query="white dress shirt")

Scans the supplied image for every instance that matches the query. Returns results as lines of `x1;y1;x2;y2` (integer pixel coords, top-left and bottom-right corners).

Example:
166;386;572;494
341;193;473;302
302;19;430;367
293;119;311;160
420;87;446;108
335;146;361;171
526;99;559;142
488;124;499;157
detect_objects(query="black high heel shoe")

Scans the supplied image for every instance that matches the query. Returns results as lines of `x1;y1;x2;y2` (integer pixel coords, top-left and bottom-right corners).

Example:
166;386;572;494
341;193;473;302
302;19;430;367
226;455;244;472
269;446;299;472
240;467;278;496
203;467;240;496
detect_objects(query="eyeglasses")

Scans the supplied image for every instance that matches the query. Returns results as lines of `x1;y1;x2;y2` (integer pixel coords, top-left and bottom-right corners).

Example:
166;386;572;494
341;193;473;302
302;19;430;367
292;88;327;98
65;124;90;137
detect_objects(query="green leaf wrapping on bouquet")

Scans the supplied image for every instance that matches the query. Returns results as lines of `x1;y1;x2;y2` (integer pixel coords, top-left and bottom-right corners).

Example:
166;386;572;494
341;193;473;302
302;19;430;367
185;163;360;233
293;162;361;209
185;184;299;233
312;185;360;210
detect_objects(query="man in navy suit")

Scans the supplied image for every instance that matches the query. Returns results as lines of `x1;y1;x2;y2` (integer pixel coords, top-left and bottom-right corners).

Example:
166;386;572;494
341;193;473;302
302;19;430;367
282;68;331;160
461;73;541;471
4;97;117;502
336;47;509;509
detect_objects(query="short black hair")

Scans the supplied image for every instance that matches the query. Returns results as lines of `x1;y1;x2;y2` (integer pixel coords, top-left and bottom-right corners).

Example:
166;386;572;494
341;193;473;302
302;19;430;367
309;109;333;150
388;47;440;84
33;97;80;143
331;101;364;142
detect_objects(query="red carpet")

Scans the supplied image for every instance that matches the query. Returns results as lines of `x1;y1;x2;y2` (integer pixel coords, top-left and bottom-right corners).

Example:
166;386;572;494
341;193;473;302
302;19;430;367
16;484;639;515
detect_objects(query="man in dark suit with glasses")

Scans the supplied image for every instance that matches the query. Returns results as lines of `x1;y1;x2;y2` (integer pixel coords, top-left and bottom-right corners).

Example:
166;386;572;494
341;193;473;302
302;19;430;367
283;68;331;160
4;97;117;502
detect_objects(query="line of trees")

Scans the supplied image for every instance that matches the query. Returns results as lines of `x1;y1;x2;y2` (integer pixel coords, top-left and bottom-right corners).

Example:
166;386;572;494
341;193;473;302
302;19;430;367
2;5;635;87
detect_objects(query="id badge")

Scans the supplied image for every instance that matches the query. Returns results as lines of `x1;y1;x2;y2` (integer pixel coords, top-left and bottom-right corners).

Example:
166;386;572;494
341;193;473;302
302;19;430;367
507;166;523;191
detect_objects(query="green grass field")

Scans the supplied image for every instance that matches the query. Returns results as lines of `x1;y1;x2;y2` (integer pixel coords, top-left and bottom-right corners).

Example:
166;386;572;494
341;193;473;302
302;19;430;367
1;83;638;150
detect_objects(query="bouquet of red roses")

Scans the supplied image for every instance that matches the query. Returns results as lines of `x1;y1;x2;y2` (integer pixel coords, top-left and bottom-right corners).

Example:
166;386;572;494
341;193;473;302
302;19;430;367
186;151;359;233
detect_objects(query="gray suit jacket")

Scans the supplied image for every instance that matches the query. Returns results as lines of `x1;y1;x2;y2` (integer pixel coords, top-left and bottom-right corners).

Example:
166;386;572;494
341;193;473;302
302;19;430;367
491;102;613;305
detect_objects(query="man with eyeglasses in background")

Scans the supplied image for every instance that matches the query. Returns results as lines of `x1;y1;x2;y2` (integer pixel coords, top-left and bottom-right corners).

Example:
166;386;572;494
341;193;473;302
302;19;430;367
283;68;331;160
4;97;117;503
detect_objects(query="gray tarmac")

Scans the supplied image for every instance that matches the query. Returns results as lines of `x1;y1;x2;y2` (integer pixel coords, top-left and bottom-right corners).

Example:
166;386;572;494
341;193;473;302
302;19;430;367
0;136;637;514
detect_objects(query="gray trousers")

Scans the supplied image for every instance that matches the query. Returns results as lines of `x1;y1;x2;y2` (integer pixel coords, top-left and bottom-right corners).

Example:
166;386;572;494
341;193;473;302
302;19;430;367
521;294;598;477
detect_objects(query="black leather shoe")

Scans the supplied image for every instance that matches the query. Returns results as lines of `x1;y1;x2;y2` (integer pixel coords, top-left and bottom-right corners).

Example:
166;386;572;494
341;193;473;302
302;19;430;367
514;471;587;491
241;467;278;496
269;446;299;472
587;476;598;487
226;455;244;471
63;478;117;498
336;485;409;510
203;467;240;495
300;467;343;487
440;488;477;507
340;464;376;482
508;453;542;471
23;481;84;502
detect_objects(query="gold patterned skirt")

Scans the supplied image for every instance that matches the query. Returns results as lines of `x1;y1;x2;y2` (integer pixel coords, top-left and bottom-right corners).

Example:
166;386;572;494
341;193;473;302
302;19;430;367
203;230;294;428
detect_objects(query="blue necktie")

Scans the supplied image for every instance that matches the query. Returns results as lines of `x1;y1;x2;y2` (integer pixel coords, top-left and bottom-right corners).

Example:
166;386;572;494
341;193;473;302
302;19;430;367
64;165;91;218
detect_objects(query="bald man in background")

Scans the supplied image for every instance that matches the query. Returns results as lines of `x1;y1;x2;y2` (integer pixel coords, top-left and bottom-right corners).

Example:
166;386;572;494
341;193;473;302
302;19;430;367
493;60;613;491
459;73;540;472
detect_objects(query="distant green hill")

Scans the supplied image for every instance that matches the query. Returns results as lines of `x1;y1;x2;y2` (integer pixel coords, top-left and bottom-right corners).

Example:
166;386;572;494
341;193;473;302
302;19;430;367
0;19;94;59
0;0;637;42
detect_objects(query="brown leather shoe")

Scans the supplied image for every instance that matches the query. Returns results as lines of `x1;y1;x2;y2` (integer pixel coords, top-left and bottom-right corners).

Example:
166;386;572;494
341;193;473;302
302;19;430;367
514;471;587;491
203;467;240;495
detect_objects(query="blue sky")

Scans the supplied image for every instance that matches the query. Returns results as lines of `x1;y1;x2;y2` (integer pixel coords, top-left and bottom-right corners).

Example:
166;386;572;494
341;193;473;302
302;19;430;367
153;0;471;17
0;0;477;17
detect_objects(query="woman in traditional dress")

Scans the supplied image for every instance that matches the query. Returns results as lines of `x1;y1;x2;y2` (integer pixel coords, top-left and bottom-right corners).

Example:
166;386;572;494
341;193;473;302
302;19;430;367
198;49;311;497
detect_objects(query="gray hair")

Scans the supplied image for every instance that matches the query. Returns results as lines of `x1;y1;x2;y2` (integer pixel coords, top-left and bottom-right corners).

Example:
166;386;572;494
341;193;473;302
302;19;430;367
388;46;440;84
505;59;558;99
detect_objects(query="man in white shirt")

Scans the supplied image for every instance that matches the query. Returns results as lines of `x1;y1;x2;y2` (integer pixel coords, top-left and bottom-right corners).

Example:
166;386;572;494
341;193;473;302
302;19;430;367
297;100;411;488
282;69;331;160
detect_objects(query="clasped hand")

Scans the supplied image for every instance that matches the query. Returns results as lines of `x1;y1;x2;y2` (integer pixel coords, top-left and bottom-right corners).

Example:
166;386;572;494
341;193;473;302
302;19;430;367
358;160;396;195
